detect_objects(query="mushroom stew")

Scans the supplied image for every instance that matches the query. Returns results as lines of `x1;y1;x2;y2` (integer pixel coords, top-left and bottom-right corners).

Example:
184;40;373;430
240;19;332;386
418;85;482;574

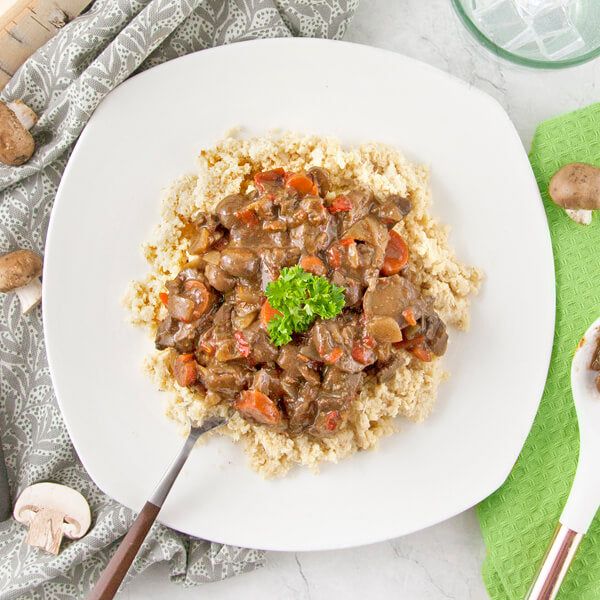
155;167;449;438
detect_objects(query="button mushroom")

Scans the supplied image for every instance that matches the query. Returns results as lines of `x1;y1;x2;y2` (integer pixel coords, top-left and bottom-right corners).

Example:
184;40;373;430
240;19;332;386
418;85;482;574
548;162;600;225
0;100;38;166
0;249;43;314
13;482;91;554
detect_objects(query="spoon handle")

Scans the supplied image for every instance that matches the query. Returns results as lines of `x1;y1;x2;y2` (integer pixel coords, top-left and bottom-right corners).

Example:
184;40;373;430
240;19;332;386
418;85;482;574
86;501;160;600
525;523;583;600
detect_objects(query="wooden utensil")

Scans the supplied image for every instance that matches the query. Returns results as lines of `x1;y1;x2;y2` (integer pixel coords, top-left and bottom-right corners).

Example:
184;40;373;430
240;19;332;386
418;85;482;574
87;416;227;600
526;316;600;600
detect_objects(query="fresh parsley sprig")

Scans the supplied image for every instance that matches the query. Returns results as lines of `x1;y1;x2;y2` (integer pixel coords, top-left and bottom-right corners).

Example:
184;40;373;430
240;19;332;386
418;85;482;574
265;265;345;346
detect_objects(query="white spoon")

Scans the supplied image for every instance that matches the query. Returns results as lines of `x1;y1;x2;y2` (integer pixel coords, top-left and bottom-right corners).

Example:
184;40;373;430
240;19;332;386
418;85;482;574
526;316;600;600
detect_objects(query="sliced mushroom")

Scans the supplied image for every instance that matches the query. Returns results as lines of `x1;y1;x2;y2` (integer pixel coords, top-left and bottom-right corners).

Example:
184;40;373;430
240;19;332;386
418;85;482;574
0;249;43;314
13;482;91;554
0;100;38;166
549;162;600;225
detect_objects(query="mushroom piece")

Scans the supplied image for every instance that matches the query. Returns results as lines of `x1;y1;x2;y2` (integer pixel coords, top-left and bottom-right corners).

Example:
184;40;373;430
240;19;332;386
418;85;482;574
0;100;38;166
0;249;43;314
548;162;600;225
13;482;91;554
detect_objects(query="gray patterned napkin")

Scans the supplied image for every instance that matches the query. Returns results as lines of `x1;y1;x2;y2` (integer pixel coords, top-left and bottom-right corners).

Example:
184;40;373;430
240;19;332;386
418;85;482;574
0;1;357;597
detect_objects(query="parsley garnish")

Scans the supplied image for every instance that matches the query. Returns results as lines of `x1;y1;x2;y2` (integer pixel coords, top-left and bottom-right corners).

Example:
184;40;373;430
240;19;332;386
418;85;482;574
265;266;345;346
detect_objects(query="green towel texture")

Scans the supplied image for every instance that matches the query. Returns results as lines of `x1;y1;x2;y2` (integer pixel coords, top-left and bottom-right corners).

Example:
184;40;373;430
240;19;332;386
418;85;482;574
478;103;600;599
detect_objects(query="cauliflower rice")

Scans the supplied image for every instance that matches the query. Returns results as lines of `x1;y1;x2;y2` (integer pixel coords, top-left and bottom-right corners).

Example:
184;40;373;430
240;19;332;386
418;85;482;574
123;133;482;477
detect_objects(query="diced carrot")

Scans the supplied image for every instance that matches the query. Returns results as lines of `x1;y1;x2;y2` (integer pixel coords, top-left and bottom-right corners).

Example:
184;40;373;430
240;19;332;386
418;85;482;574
326;410;340;431
402;308;417;327
235;390;281;425
183;279;210;318
285;173;319;196
299;256;326;277
298;354;310;362
254;168;285;193
173;354;197;387
260;299;282;328
328;196;353;214
339;238;355;247
325;347;343;364
159;292;169;307
394;335;425;350
234;208;259;227
234;330;250;358
381;230;409;276
412;346;432;362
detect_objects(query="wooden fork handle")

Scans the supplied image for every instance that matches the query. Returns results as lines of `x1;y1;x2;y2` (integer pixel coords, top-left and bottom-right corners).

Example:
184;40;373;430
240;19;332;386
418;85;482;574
87;501;160;600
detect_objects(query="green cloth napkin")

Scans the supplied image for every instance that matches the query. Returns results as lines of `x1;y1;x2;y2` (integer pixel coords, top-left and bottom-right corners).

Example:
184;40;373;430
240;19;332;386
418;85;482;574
478;103;600;599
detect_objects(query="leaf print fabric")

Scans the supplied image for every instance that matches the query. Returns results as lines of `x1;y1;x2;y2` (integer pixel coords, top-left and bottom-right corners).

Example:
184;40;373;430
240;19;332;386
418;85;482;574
0;0;357;597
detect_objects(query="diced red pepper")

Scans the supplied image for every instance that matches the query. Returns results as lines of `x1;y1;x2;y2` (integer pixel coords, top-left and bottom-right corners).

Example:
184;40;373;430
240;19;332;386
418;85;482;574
159;292;169;307
381;230;409;276
351;341;375;365
326;410;340;431
327;245;341;269
234;208;259;227
254;168;285;193
173;354;197;387
328;195;354;214
234;330;250;358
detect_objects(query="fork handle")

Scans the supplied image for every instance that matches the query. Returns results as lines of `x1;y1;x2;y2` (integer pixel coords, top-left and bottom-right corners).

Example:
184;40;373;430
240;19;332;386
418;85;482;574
525;523;583;600
87;501;160;600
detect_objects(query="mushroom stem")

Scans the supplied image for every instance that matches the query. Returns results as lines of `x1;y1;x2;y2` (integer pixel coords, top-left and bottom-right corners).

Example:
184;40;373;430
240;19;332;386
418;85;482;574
24;508;66;554
16;277;42;314
7;100;38;130
566;209;593;225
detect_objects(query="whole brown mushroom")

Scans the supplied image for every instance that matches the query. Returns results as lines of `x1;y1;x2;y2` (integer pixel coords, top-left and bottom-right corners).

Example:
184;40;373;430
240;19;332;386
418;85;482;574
548;162;600;225
0;100;38;166
0;249;43;314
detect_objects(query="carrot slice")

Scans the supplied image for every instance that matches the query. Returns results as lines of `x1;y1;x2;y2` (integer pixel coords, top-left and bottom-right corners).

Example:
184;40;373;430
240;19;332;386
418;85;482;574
260;299;282;328
173;354;197;387
159;292;169;307
299;256;326;277
285;173;319;196
381;230;409;276
235;390;281;425
183;279;210;318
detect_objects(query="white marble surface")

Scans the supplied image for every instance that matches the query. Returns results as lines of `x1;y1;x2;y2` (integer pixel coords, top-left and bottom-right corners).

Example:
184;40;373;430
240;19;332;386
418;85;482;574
120;1;600;598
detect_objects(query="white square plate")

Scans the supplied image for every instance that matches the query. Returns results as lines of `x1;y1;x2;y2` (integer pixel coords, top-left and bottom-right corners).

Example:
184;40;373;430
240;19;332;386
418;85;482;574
43;39;555;551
